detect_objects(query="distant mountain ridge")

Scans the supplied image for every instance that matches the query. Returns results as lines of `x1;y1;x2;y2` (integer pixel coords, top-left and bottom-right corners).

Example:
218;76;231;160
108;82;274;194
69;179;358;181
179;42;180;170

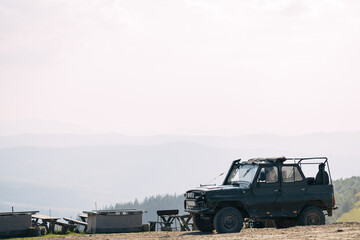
1;132;360;180
0;119;97;136
1;132;360;179
1;131;360;151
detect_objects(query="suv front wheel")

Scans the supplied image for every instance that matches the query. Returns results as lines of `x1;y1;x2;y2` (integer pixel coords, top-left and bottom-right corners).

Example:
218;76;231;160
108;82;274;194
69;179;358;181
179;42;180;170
299;206;325;225
214;207;243;233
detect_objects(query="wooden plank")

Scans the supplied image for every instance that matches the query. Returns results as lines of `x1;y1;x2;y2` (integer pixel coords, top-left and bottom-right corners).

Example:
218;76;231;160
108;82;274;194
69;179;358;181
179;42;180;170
32;214;60;220
55;221;72;227
63;217;88;226
78;214;87;224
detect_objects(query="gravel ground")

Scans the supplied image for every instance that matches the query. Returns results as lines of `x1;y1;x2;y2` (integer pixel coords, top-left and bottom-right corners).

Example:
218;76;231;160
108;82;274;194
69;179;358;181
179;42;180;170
21;223;360;240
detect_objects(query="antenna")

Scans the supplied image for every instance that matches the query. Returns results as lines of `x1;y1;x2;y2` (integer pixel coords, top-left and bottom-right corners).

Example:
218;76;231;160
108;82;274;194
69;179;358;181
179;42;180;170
205;172;224;185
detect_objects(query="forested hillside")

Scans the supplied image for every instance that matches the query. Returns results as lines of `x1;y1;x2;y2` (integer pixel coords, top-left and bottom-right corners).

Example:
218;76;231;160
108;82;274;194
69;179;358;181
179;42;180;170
331;176;360;223
108;176;360;224
336;192;360;222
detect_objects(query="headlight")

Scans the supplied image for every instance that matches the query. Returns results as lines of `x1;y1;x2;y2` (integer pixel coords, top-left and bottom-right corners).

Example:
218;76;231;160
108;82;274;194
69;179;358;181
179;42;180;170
186;200;196;208
186;192;195;199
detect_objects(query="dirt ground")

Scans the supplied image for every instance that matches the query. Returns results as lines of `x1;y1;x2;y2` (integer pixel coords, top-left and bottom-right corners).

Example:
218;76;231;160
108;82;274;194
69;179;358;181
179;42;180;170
24;223;360;240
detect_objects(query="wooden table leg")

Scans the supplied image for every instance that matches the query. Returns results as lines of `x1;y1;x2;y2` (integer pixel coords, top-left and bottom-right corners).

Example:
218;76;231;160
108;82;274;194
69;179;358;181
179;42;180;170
42;221;49;234
49;220;56;233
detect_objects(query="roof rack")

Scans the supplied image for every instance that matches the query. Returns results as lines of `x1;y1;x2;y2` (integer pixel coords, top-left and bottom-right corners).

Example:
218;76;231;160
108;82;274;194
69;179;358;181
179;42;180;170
247;156;286;164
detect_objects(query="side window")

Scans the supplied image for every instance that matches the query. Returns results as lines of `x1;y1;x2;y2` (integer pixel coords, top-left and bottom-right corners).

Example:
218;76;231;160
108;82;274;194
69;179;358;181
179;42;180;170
282;166;304;183
257;166;278;183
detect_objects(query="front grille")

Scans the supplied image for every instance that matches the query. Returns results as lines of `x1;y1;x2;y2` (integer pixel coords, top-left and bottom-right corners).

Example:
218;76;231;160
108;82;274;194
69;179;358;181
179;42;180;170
186;191;204;199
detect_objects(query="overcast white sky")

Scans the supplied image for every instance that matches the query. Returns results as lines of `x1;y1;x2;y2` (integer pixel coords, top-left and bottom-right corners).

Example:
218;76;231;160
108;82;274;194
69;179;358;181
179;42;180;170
1;0;359;136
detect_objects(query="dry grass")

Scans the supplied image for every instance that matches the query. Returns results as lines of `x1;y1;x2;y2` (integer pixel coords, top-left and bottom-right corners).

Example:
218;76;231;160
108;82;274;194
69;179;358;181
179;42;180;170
19;223;360;240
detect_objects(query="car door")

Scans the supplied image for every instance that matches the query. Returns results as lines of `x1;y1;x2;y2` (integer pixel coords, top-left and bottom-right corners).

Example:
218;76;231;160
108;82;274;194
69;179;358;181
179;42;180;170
252;166;282;217
279;165;307;216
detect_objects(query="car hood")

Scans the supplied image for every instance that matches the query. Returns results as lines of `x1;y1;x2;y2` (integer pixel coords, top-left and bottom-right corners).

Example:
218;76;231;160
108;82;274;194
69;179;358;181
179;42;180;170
188;184;249;193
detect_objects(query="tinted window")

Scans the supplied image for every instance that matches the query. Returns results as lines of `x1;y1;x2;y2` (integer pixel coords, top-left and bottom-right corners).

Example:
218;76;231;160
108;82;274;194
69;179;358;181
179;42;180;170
282;166;303;182
257;166;278;183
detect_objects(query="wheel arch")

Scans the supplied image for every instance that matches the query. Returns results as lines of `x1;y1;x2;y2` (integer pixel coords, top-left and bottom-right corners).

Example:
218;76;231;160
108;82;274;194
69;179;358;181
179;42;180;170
302;200;327;212
215;201;250;218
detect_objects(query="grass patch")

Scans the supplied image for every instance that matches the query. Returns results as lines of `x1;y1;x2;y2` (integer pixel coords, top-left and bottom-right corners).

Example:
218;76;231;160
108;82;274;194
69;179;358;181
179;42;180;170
337;202;360;223
7;232;87;240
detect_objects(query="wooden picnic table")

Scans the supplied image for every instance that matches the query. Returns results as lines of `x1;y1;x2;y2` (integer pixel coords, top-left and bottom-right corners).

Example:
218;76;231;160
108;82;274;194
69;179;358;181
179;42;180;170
63;217;88;232
158;214;192;231
156;210;193;231
54;221;76;234
32;214;60;233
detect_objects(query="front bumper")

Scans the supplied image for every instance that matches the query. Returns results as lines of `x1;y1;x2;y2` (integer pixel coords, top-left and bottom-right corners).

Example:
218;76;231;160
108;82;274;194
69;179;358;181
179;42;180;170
184;198;209;213
184;208;210;214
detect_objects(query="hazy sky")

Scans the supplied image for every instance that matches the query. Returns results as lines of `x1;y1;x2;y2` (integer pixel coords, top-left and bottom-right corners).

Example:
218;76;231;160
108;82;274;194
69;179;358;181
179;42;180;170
1;0;359;136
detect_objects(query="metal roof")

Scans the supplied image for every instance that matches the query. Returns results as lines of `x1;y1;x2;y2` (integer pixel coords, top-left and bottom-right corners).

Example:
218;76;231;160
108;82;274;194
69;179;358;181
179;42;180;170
0;211;39;217
83;209;146;215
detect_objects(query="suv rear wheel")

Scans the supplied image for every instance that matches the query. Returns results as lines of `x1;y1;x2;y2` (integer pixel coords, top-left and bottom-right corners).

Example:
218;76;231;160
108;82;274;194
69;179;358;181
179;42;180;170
214;207;243;233
193;214;214;232
299;206;325;225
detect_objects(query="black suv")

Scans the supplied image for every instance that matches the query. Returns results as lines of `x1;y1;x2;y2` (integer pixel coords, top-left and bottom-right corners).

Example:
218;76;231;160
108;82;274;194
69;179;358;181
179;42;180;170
184;157;336;233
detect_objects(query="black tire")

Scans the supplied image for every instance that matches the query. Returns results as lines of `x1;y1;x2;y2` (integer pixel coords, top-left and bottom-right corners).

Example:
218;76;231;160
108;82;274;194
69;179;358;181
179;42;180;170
274;218;298;228
214;207;243;233
193;214;214;233
298;206;325;226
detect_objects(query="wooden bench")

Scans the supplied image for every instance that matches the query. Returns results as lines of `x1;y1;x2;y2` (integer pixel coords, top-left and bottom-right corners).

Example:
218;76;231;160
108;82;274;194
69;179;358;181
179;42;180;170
54;221;76;234
63;217;88;232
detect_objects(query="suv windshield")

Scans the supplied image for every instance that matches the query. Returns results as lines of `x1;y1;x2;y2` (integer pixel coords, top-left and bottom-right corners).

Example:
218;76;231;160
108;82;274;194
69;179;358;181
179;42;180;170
226;164;258;187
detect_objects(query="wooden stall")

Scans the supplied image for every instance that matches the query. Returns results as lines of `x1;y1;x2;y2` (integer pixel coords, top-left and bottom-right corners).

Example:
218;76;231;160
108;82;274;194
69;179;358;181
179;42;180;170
0;211;39;238
84;209;145;234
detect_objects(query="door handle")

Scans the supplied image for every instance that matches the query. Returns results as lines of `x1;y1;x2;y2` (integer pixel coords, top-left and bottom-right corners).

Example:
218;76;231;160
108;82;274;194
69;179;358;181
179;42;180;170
273;189;281;193
301;188;306;191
